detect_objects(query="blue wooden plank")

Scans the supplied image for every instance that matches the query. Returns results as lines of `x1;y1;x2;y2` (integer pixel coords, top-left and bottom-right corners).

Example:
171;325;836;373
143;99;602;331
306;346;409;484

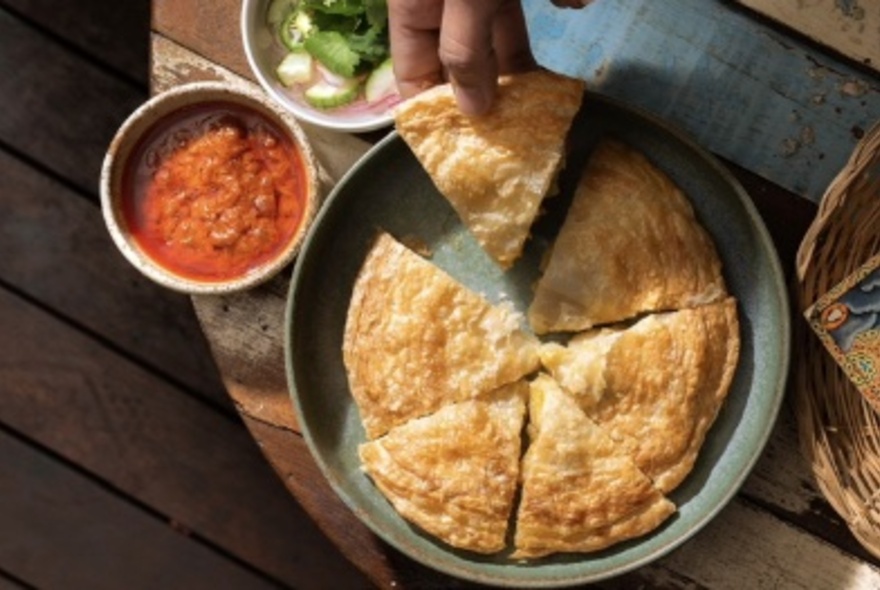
525;0;880;202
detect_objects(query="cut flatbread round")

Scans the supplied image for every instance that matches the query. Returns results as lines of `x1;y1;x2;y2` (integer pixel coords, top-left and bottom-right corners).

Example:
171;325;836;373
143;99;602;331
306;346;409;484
394;69;586;269
359;381;528;554
343;232;541;439
513;375;676;559
540;298;740;493
528;138;727;334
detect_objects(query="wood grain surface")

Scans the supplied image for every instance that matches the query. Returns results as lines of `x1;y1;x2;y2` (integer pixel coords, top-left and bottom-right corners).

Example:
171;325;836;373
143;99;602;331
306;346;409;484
0;429;279;590
523;0;880;202
3;0;873;587
147;1;880;588
734;0;880;73
0;1;368;587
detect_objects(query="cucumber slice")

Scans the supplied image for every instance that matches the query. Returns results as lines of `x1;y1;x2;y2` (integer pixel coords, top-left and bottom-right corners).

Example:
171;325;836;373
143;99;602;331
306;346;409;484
303;31;360;78
364;58;397;103
276;51;313;86
304;79;360;110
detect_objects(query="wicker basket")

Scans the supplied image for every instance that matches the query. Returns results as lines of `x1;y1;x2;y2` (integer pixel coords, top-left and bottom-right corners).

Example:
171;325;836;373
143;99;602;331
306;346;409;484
794;122;880;556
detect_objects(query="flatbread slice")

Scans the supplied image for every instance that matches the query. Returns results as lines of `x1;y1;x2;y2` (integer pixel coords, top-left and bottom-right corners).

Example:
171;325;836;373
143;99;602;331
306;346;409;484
394;69;585;269
343;232;541;439
513;375;675;559
359;381;528;554
540;298;740;493
528;138;727;334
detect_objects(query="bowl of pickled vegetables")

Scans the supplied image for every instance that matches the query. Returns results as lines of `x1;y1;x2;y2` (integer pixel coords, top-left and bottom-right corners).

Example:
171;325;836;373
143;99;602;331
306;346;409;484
242;0;400;133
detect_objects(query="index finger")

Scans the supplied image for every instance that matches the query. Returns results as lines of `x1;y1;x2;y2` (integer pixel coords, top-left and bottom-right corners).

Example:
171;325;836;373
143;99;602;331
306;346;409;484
439;0;500;116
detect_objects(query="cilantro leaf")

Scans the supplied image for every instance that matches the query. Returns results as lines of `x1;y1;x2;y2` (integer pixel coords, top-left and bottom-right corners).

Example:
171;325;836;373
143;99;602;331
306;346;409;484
347;26;389;70
364;0;388;29
310;10;360;35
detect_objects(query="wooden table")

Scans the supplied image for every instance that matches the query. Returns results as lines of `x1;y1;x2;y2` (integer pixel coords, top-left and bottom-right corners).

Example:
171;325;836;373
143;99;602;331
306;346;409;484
151;1;880;587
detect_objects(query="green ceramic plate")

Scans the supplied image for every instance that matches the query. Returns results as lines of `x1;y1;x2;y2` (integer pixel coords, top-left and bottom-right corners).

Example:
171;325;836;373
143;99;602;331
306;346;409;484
285;93;790;587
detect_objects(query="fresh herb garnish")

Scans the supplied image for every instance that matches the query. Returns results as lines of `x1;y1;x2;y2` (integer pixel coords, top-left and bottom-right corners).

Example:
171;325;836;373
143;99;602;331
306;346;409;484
269;0;397;110
278;0;389;75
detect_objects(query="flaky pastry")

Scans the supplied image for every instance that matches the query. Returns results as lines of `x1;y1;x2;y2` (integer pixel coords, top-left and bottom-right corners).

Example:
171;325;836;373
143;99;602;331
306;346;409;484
345;118;741;559
394;69;585;269
528;139;727;334
359;382;528;554
513;375;676;559
343;232;541;439
540;298;740;493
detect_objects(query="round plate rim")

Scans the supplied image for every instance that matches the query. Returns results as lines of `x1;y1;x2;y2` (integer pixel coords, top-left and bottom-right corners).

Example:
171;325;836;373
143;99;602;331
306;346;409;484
284;92;791;587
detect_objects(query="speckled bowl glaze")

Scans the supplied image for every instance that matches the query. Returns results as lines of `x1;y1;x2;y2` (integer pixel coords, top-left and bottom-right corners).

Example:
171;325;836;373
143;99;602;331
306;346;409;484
241;0;398;134
285;93;790;586
100;81;319;295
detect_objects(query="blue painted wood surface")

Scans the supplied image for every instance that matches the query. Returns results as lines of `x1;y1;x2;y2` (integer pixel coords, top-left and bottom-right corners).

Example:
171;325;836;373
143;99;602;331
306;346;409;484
524;0;880;202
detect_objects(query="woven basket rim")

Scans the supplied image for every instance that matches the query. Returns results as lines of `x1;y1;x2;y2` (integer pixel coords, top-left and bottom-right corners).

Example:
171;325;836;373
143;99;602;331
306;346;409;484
794;120;880;557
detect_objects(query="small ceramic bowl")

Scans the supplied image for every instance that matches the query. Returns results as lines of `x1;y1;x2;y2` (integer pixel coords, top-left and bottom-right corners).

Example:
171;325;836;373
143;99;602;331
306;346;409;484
100;81;319;295
240;0;400;134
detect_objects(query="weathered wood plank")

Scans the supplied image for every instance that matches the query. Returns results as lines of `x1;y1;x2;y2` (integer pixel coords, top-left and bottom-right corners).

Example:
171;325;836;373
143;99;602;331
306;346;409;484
0;8;145;195
742;403;880;562
0;148;228;406
660;499;880;589
153;0;252;81
0;287;367;589
0;429;278;590
0;0;151;85
734;0;880;73
244;417;409;589
524;0;880;202
192;278;300;431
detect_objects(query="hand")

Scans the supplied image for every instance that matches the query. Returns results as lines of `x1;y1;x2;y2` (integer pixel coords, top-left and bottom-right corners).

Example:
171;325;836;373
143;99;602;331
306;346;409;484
388;0;537;116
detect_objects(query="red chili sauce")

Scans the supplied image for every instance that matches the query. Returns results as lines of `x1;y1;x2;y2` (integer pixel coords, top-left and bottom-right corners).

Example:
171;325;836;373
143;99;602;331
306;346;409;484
122;101;308;282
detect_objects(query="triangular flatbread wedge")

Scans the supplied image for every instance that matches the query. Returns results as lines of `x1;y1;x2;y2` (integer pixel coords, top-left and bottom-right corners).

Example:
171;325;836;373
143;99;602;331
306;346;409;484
343;232;541;439
528;138;727;334
359;382;528;554
540;298;740;493
394;69;585;269
513;375;675;559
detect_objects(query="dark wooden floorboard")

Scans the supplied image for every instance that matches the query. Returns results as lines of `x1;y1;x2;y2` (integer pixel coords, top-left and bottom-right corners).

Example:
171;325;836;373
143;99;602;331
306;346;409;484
0;286;366;588
0;0;151;86
0;143;229;405
0;9;143;195
0;2;370;588
0;428;279;590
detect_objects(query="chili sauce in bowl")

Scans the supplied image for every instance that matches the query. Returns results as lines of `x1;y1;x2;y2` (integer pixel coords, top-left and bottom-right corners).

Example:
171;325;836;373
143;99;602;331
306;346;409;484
101;81;319;294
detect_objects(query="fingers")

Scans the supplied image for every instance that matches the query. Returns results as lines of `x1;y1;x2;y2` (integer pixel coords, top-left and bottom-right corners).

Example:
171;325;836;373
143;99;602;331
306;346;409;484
388;0;445;99
388;0;539;116
440;0;536;116
439;0;499;116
